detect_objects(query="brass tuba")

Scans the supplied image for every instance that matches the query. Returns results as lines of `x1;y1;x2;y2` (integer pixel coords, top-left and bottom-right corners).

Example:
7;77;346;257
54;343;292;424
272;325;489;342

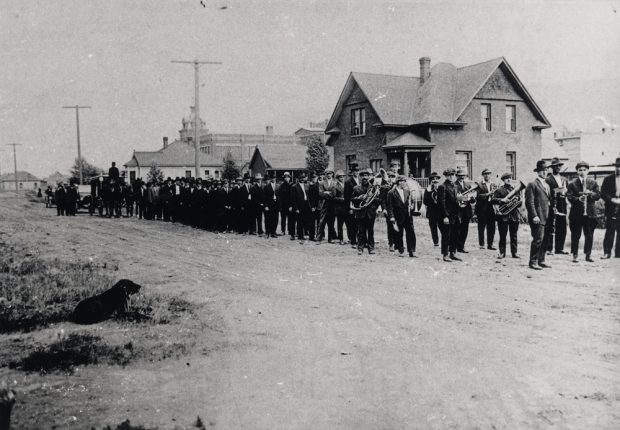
496;181;526;216
351;168;388;211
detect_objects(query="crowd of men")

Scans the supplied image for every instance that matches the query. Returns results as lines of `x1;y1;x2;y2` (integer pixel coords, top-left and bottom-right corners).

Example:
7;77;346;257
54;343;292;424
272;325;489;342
45;157;620;268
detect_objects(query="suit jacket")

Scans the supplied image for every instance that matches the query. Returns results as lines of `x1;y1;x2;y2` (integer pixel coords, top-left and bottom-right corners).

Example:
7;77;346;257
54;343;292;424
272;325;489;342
566;177;601;219
344;177;360;207
386;187;411;224
455;180;474;220
262;182;279;211
319;179;337;206
277;180;292;210
238;183;252;210
332;181;347;215
545;174;568;215
475;181;496;217
601;173;619;218
423;185;441;219
291;182;312;212
491;184;522;223
437;180;459;223
525;178;551;225
351;183;379;219
308;182;320;209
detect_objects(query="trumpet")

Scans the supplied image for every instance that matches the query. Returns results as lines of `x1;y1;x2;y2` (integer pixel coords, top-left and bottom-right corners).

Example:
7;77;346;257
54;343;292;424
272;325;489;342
457;184;479;207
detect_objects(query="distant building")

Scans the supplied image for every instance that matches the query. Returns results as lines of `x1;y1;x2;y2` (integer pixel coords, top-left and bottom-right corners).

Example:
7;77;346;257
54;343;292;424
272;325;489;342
43;171;71;185
248;143;334;179
294;119;328;144
325;56;551;181
0;171;42;191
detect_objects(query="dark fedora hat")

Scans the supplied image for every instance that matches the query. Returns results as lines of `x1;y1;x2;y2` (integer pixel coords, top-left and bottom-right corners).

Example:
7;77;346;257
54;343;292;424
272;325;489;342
500;172;513;180
443;167;456;176
549;157;564;167
429;171;441;180
533;160;548;172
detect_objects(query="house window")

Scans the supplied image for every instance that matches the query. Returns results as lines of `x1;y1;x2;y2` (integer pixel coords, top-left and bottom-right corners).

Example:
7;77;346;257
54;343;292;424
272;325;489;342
345;154;357;171
351;108;366;136
506;152;516;179
455;151;472;179
215;170;220;178
185;170;192;178
19;182;23;189
505;105;516;132
204;170;210;177
481;103;491;132
370;159;383;173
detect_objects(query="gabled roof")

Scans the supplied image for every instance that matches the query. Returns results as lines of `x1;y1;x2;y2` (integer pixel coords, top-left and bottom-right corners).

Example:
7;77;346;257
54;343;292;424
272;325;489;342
382;132;434;149
250;144;309;170
124;140;221;168
0;171;40;182
43;171;70;184
325;57;551;134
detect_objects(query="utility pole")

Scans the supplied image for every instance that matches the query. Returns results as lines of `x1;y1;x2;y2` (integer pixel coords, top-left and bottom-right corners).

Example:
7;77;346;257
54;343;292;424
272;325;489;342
5;144;21;193
171;59;221;178
62;105;91;184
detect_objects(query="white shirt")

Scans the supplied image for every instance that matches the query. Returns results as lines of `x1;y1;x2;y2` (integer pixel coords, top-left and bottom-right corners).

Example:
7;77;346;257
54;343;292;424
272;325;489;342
536;176;550;195
300;183;307;201
552;174;564;188
397;187;405;203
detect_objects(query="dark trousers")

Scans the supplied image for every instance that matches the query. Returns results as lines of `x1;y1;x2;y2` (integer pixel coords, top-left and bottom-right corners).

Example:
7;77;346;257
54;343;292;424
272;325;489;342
346;212;357;245
497;221;519;256
570;215;596;256
440;221;459;256
603;217;620;256
280;208;288;234
335;212;346;242
253;208;264;234
457;218;470;251
318;206;336;240
295;209;314;240
356;217;375;251
287;210;296;237
264;208;278;235
428;217;440;245
393;218;416;253
125;200;134;217
386;217;395;247
529;222;546;265
544;215;567;253
477;213;496;247
56;203;65;216
162;202;172;221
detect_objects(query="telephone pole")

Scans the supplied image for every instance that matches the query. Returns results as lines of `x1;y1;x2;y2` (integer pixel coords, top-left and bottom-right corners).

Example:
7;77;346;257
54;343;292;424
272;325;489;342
62;105;91;184
5;144;21;193
171;59;221;178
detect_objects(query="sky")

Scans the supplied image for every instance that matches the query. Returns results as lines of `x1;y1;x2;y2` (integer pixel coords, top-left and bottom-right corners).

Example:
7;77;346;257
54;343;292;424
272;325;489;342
0;0;619;178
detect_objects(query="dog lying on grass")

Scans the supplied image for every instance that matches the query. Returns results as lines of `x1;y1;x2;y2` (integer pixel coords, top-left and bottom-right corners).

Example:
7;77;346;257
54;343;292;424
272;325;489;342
71;279;143;325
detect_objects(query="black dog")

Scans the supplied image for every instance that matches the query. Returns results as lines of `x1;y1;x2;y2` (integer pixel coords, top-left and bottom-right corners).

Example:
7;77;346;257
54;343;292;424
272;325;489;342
72;279;142;324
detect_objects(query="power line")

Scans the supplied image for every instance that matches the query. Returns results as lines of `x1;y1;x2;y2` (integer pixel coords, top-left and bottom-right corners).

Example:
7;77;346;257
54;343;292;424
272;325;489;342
171;59;222;178
5;144;21;193
62;105;92;184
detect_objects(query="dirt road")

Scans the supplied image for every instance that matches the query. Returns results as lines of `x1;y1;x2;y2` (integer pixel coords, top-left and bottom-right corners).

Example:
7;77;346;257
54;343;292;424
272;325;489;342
1;194;619;429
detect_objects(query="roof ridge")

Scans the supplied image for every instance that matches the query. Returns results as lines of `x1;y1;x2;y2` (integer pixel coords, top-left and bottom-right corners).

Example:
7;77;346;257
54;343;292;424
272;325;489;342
352;71;418;79
456;57;504;70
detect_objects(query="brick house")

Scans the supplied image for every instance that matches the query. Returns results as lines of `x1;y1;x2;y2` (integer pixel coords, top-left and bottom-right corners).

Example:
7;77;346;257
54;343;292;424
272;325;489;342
325;57;551;183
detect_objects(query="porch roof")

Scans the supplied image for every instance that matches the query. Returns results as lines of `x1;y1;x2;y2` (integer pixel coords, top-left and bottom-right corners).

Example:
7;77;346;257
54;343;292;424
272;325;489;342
382;132;434;150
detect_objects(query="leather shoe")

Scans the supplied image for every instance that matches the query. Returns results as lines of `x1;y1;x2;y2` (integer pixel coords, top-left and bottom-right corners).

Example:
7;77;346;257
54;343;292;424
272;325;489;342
457;249;469;254
529;263;543;270
497;253;505;259
572;254;579;263
601;254;611;259
487;246;497;250
479;245;486;250
443;255;452;262
409;252;417;258
555;250;569;255
539;263;552;268
585;255;594;262
368;250;376;255
512;254;521;259
357;250;363;255
450;253;462;261
389;245;395;252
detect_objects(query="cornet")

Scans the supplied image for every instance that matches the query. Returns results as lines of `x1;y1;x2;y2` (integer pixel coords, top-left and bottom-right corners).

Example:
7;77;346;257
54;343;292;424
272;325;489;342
579;190;592;216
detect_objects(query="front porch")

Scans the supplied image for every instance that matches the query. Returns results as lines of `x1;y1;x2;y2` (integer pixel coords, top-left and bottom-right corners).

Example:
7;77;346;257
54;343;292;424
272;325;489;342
382;132;434;186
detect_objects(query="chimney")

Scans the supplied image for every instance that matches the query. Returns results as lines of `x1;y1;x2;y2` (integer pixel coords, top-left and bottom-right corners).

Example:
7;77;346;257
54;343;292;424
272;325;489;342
265;125;274;135
419;57;431;85
163;136;169;149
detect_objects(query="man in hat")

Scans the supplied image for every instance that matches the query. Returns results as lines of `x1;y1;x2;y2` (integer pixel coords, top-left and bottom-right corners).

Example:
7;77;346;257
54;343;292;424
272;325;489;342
475;168;497;250
250;173;265;235
55;182;66;216
344;163;360;247
386;175;417;257
291;172;314;241
308;171;321;238
317;170;338;242
238;173;253;233
232;177;244;233
383;170;398;252
525;160;552;270
262;173;280;238
455;168;475;253
423;172;442;246
437;168;461;261
278;171;293;237
389;160;401;177
566;161;601;262
492;173;522;259
333;169;347;244
351;168;381;255
601;157;620;258
108;162;120;181
544;157;569;255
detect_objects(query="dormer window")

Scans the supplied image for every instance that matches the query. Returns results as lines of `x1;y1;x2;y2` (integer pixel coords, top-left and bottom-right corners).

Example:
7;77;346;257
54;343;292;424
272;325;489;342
351;108;366;137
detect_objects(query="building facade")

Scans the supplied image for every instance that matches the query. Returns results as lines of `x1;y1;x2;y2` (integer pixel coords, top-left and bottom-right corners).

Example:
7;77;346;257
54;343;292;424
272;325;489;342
326;57;551;182
0;171;42;191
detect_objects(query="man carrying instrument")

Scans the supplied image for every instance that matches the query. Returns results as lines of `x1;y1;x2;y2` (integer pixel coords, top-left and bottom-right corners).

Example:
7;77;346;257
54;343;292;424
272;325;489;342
475;168;497;250
544;157;569;255
437;168;461;262
525;160;552;270
601;157;620;259
492;173;522;259
344;163;360;248
455;168;475;253
317;170;338;243
383;169;398;252
333;170;348;245
351;168;381;255
386;175;416;257
423;172;442;247
566;161;601;263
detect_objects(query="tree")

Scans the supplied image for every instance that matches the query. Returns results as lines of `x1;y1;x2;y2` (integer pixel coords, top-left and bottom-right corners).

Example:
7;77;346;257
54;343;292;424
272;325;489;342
221;151;241;180
147;162;164;183
70;157;103;184
305;135;329;175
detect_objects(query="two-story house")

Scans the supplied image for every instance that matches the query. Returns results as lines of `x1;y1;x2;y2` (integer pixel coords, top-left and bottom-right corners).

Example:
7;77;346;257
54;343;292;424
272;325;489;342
325;57;551;183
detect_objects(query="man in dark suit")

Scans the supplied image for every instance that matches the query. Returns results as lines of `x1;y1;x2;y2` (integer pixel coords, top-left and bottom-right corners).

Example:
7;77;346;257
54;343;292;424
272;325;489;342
455;168;475;253
544;157;569;255
525;160;552;270
317;170;338;242
351;168;381;255
249;174;265;235
475;168;497;250
333;170;347;245
423;172;442;246
437;168;460;262
238;173;253;234
55;182;66;216
387;175;416;257
601;157;620;259
567;161;601;262
344;164;360;248
291;172;314;241
108;162;120;181
262;173;280;238
491;173;522;259
278;172;293;237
